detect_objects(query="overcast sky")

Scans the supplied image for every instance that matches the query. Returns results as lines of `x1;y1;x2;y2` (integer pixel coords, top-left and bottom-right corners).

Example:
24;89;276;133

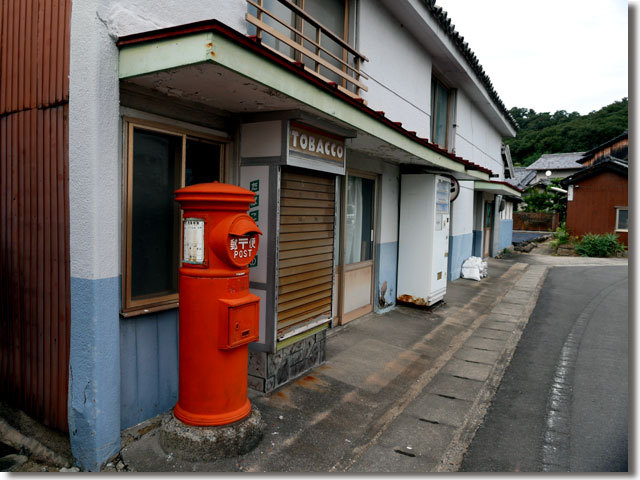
434;0;629;115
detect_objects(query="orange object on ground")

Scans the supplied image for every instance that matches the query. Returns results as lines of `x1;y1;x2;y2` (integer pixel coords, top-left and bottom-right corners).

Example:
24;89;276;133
173;182;262;426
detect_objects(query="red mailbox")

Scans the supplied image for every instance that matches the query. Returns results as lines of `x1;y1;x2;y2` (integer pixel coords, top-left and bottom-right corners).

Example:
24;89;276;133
173;182;262;426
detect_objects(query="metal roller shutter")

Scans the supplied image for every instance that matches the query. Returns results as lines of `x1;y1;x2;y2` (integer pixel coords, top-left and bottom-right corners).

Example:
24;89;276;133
277;168;335;337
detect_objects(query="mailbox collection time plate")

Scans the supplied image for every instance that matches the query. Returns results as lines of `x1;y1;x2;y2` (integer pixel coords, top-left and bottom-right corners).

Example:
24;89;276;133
183;218;205;264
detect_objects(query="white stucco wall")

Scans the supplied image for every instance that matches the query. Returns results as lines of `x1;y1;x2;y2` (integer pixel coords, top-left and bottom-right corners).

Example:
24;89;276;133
358;0;432;138
500;200;514;221
450;180;474;237
95;0;246;38
68;0;247;280
454;90;505;179
69;0;122;280
379;162;400;244
357;1;507;180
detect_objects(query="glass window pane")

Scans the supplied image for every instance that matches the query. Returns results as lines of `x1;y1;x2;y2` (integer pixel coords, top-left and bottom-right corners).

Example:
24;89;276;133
434;82;449;147
260;0;296;58
345;176;374;264
304;0;346;84
617;208;628;230
485;203;493;227
360;178;374;261
131;128;181;300
185;138;221;186
334;176;342;266
430;80;436;141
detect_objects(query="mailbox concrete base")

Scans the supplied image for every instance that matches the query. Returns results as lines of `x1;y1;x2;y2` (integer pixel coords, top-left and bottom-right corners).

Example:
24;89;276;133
159;406;264;461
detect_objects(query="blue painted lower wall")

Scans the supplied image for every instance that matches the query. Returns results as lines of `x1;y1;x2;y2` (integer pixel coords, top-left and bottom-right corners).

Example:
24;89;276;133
120;309;179;430
69;276;121;472
472;230;482;257
448;233;474;281
69;275;180;470
374;241;398;312
499;219;514;251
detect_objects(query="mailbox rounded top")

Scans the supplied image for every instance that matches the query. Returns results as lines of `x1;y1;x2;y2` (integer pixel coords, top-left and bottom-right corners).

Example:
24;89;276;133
175;182;255;208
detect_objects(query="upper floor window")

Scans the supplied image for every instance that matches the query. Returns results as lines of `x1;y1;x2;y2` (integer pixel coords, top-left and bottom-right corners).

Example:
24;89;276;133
121;120;226;316
431;76;451;149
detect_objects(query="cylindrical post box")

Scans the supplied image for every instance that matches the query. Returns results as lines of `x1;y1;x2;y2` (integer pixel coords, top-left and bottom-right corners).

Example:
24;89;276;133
173;182;262;426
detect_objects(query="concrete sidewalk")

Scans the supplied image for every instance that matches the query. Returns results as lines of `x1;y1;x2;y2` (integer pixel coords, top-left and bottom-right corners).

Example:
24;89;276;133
118;258;550;472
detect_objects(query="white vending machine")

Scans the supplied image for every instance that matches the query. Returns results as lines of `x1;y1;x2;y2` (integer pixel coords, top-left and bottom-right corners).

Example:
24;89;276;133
397;174;451;306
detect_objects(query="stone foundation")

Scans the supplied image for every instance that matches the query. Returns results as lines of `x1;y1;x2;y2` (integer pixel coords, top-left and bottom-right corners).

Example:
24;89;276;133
159;407;264;461
248;329;326;393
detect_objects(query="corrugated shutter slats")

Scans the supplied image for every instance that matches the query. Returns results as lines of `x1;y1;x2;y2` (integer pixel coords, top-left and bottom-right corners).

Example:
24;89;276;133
277;169;335;336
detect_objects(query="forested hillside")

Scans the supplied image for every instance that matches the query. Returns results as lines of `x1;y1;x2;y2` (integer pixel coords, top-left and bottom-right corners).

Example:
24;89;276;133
505;98;628;166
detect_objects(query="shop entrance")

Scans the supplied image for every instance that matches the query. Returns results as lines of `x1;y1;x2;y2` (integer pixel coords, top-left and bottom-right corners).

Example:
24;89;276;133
483;201;493;258
339;172;376;324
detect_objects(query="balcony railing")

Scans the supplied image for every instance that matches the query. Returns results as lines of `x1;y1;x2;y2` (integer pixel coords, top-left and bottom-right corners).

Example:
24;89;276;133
246;0;368;99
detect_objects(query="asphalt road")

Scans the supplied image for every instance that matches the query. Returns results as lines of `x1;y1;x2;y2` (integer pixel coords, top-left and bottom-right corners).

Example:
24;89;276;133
460;265;628;472
511;231;549;244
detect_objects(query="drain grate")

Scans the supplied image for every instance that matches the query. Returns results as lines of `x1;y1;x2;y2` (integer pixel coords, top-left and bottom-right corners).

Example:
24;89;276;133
394;449;416;458
452;374;477;381
456;359;484;365
419;418;439;425
436;393;457;400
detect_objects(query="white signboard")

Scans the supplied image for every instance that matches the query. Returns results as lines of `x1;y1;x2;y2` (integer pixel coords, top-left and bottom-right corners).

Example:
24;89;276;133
288;122;346;175
183;218;205;264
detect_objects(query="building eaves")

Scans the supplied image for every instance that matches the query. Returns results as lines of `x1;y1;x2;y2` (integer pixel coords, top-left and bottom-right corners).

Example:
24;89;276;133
578;130;628;164
117;19;493;178
560;156;628;187
422;0;519;132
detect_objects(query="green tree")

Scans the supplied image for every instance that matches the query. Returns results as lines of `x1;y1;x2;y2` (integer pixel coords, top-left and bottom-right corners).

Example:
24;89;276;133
506;98;628;166
521;179;567;220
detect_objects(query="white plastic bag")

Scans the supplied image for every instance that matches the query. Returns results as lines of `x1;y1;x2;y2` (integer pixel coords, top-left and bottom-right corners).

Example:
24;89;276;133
480;260;488;278
461;256;483;281
461;266;481;281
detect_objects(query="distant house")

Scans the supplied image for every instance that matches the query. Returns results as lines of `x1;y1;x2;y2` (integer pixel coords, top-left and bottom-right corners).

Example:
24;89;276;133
526;152;585;184
560;155;628;246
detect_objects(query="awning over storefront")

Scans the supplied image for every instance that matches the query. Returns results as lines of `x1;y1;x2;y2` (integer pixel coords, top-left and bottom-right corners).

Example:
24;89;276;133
117;20;492;181
474;180;522;199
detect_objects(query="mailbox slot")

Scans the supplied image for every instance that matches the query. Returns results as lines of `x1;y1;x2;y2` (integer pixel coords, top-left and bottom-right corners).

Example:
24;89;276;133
219;295;260;349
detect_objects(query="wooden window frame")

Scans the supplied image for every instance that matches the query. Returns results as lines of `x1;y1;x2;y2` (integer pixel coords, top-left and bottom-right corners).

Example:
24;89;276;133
615;206;628;232
121;118;228;317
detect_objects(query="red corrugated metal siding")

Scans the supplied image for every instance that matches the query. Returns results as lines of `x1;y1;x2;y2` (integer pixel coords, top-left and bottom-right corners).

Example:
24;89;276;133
0;0;71;432
566;171;628;246
0;0;70;114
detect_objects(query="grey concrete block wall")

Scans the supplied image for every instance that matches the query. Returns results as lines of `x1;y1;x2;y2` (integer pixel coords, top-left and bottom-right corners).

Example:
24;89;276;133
248;330;327;393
